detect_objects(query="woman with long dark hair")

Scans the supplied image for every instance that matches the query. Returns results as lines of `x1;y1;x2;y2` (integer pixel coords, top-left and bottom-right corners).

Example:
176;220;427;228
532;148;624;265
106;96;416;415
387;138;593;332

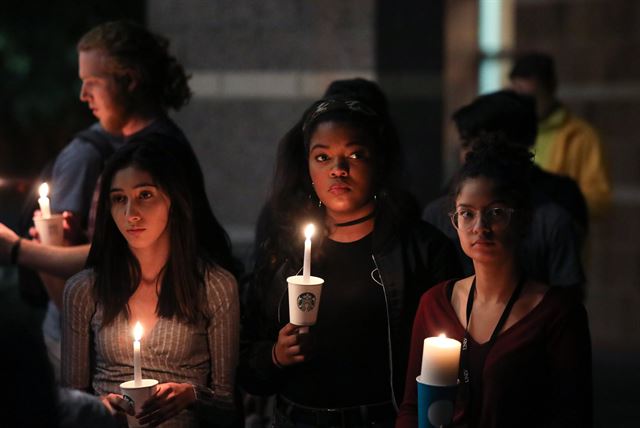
240;95;459;427
62;137;240;428
396;137;592;428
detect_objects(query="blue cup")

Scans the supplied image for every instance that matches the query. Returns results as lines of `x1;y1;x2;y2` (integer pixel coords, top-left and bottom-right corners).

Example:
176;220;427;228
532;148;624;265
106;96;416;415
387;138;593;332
416;376;457;428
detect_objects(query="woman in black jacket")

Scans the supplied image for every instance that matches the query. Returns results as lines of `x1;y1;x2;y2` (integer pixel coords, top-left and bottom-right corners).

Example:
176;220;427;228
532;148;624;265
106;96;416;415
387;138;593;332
240;95;459;427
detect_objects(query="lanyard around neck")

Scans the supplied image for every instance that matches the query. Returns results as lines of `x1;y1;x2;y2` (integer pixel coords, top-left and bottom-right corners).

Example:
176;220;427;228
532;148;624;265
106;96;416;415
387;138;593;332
459;275;526;419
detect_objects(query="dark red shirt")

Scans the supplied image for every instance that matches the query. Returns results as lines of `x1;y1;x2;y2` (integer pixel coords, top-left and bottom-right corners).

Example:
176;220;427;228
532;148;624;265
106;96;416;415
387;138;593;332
396;281;592;428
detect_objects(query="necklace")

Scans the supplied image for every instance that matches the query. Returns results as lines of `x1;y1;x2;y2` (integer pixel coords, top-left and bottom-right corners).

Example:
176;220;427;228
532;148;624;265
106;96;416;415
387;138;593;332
333;210;376;227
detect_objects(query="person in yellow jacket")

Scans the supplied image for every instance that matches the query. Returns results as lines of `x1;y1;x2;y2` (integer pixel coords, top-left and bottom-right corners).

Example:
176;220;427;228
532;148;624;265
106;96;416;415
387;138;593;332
510;52;611;217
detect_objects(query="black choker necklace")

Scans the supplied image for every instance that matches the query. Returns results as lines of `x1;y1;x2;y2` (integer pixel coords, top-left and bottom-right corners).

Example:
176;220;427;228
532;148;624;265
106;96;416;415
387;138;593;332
334;211;376;227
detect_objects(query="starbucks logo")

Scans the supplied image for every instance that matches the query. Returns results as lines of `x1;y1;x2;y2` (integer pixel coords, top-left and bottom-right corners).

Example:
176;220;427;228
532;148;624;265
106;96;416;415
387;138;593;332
297;292;316;312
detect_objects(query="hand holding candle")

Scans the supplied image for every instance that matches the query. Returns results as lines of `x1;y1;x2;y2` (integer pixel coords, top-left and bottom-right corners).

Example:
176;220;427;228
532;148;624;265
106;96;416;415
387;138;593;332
38;183;51;219
133;322;143;386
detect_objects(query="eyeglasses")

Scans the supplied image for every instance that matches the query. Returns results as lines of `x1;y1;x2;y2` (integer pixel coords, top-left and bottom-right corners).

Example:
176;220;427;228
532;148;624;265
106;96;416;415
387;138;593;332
449;207;515;231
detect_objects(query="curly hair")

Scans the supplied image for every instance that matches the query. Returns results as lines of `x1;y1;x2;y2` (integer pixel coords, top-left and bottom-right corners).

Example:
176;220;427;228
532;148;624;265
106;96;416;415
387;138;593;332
451;134;534;216
77;20;192;110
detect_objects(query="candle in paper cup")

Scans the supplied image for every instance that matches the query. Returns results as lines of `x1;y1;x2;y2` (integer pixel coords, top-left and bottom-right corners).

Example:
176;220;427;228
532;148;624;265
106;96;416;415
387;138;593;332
33;201;64;246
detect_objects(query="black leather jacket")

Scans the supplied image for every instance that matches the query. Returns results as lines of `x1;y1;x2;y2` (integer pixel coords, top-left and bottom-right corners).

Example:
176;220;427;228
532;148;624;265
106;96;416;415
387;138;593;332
239;213;460;406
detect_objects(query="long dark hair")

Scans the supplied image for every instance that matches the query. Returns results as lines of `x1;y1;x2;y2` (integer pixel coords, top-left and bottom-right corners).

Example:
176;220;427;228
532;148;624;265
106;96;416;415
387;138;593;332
253;95;416;289
87;136;234;326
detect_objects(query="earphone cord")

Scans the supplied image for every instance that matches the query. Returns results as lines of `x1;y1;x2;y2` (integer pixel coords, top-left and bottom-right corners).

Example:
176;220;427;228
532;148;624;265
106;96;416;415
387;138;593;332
371;255;399;412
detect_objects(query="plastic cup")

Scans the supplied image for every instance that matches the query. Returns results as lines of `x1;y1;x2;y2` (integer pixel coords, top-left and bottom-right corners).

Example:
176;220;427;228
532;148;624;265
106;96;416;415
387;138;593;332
416;376;457;428
120;379;159;428
287;275;324;326
33;214;64;246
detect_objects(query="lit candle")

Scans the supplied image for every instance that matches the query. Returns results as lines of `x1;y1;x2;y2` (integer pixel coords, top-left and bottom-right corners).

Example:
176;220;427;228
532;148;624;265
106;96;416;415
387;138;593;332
303;224;315;282
38;183;51;219
133;322;143;386
419;333;461;386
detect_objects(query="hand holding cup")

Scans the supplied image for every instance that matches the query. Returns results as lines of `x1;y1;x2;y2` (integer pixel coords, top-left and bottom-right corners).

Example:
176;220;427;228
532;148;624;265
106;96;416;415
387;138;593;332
273;323;312;367
137;382;196;427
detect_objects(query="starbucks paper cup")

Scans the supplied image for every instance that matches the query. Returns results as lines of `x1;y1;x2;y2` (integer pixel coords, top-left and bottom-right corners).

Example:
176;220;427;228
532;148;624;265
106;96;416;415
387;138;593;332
287;275;324;326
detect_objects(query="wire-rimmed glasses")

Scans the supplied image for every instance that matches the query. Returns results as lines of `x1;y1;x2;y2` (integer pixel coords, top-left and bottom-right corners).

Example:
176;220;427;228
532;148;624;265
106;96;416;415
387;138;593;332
449;207;515;231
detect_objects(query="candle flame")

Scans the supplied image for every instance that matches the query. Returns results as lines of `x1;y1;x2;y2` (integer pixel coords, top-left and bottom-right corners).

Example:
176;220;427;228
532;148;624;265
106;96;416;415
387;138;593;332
304;224;315;240
439;333;447;338
39;182;49;198
134;322;143;341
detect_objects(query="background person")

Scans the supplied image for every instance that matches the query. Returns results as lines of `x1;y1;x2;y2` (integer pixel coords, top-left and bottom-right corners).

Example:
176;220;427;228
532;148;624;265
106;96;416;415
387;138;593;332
510;51;611;217
0;19;195;286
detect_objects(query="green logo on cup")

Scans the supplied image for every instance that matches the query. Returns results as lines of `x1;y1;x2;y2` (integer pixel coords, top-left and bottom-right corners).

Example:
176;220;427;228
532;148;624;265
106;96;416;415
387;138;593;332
297;292;316;312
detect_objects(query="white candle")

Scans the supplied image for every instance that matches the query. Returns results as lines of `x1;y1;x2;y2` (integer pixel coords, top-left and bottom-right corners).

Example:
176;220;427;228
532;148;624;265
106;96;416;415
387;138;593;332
133;322;143;386
38;183;51;219
302;224;315;282
419;333;461;386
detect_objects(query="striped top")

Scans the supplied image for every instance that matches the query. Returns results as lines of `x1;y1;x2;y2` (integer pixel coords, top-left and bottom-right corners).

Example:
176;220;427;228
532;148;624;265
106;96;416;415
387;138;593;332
61;267;240;427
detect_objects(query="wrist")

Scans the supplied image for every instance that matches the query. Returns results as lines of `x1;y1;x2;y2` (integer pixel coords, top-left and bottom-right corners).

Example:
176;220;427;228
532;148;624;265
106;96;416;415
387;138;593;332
187;383;198;404
272;343;284;369
10;238;21;265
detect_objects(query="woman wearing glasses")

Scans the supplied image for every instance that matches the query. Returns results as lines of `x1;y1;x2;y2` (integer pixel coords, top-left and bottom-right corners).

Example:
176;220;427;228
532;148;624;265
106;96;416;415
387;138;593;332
396;137;592;428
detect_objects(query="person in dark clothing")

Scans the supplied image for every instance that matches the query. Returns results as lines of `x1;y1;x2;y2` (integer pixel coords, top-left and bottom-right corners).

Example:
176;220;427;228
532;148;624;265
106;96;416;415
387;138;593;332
397;137;592;428
423;90;586;290
240;95;460;427
451;89;588;235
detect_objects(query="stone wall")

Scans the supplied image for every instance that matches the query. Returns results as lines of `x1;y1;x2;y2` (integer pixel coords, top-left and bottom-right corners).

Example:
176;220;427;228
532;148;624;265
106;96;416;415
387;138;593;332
148;0;444;255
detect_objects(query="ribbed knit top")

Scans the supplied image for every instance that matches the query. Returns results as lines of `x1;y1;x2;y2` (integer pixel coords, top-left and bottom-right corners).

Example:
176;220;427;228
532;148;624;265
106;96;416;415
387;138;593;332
61;268;239;427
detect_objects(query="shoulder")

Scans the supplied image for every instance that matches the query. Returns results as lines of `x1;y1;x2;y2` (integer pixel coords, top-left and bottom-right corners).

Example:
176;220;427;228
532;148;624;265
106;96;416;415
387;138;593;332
531;196;575;230
55;137;104;167
139;117;189;145
422;196;452;228
63;269;96;303
423;195;449;218
518;280;550;312
536;285;586;325
407;219;452;244
406;220;458;263
203;265;239;302
562;111;600;140
420;278;458;308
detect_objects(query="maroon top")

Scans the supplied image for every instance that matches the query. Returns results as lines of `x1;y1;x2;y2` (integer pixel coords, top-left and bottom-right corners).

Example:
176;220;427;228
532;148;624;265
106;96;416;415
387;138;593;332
396;281;592;428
